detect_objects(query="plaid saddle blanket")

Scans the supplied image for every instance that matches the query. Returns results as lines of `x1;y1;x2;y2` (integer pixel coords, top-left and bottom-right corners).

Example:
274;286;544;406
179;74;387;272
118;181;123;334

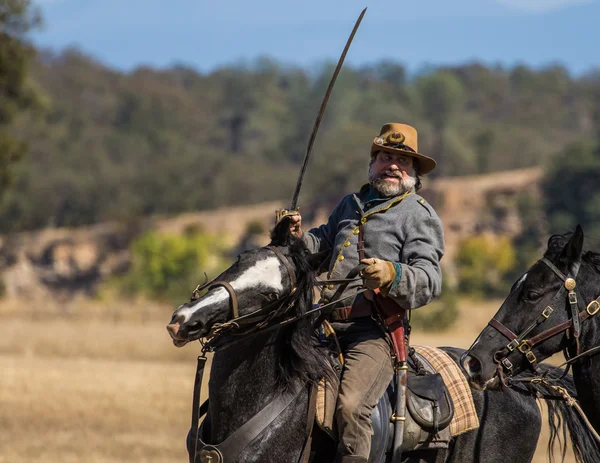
412;345;480;436
315;345;480;438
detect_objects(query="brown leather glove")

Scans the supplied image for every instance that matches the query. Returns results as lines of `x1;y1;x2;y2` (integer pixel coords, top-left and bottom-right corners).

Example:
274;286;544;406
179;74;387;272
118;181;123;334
360;258;396;296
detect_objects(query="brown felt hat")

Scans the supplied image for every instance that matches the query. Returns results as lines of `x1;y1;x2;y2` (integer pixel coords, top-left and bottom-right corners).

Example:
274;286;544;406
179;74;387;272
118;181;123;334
370;123;436;175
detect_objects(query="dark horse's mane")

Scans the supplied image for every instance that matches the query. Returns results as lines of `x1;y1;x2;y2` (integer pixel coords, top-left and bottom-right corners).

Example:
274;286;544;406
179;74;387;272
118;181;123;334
545;232;600;274
269;218;335;389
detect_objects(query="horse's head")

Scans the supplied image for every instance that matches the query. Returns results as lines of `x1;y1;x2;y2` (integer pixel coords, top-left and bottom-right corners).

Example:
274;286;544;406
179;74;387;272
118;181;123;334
462;225;600;390
166;218;326;348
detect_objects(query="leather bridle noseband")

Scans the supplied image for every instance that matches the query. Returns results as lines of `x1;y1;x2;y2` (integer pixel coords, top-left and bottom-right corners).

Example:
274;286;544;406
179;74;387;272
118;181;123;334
488;257;600;377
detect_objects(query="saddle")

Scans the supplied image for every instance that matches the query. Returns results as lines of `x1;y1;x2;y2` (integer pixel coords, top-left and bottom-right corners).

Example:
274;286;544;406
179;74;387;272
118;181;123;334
316;325;459;459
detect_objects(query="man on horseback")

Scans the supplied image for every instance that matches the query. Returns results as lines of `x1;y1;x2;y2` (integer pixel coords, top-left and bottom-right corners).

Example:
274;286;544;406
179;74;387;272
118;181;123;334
289;122;444;463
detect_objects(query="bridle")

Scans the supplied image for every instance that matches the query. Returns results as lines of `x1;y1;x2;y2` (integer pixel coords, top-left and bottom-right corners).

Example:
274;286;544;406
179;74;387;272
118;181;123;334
488;257;600;378
190;245;364;353
191;245;299;352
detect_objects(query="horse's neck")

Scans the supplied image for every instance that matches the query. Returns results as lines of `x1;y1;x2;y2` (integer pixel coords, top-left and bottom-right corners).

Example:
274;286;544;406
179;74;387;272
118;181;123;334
572;317;600;430
207;331;293;442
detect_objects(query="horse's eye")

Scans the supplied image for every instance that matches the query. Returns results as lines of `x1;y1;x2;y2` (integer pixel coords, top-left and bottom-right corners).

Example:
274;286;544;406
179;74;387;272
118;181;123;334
525;291;541;301
267;292;278;301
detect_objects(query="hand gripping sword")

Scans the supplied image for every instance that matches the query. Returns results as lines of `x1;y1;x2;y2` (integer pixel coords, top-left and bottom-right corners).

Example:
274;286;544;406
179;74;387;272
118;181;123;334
276;7;367;223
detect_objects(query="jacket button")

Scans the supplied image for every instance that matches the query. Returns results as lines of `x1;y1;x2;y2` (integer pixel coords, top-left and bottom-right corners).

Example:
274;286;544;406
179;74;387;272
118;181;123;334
323;299;329;304
327;284;335;290
353;228;360;235
360;217;367;224
338;255;345;261
344;241;350;247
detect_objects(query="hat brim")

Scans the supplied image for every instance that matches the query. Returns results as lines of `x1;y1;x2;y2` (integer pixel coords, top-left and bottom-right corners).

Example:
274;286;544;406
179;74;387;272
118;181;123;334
371;144;437;175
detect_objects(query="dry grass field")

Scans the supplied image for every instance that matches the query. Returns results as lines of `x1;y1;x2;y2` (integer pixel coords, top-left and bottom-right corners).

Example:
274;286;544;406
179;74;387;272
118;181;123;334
0;297;576;462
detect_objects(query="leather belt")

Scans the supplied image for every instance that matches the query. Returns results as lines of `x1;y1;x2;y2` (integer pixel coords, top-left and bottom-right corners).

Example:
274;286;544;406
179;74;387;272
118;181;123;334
331;298;374;321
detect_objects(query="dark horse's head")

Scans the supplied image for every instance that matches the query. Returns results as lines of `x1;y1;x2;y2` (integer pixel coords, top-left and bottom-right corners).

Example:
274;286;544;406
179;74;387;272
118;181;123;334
166;217;329;383
463;225;600;390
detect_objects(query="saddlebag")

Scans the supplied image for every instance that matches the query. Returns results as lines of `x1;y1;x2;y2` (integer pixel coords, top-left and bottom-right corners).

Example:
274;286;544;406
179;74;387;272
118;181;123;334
406;372;454;434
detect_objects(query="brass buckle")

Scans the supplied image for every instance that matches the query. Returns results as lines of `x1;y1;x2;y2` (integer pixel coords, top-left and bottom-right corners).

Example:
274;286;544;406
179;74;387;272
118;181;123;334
587;300;600;316
199;446;223;463
569;291;578;305
526;351;537;364
391;414;406;422
507;340;519;351
501;358;513;370
542;306;553;319
518;340;532;353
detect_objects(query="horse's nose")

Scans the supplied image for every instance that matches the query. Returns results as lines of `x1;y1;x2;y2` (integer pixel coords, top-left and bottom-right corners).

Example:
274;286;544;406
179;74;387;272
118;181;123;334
166;323;181;337
166;315;185;339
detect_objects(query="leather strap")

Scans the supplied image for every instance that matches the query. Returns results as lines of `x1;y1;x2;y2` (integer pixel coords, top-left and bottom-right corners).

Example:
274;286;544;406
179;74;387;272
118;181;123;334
267;245;297;293
195;384;303;462
488;318;518;342
358;219;366;261
528;303;597;346
299;385;318;463
190;355;208;463
540;257;568;281
490;296;600;362
209;281;239;319
540;257;582;343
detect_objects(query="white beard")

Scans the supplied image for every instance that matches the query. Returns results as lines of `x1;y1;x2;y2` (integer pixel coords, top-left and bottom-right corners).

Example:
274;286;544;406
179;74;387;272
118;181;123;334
368;166;417;197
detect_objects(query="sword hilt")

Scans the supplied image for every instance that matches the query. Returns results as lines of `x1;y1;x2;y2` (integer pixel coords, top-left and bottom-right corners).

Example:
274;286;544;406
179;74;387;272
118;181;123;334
275;208;300;224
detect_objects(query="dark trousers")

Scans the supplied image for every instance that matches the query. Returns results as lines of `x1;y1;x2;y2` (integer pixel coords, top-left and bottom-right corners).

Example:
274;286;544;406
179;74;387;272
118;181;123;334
331;316;394;461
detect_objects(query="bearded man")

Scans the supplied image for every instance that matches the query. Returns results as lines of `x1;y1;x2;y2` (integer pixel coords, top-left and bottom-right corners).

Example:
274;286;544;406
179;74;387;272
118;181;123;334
289;123;444;463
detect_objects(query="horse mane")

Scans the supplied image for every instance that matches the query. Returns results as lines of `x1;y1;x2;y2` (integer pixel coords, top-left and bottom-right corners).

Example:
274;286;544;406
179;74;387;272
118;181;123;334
269;218;336;388
545;232;600;275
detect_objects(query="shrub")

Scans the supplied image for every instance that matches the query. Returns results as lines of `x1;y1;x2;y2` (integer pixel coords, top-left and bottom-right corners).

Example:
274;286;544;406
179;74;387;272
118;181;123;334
456;234;517;297
410;281;459;332
116;230;230;302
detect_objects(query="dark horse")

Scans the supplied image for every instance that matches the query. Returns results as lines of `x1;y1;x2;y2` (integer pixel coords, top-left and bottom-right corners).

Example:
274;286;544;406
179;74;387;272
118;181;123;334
463;226;600;462
167;219;586;463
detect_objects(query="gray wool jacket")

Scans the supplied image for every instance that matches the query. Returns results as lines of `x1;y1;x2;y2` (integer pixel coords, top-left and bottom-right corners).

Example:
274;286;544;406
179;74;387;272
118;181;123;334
304;184;444;309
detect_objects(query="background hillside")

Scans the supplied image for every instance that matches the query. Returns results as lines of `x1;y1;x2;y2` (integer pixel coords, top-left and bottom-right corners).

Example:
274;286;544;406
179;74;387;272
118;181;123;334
2;48;600;233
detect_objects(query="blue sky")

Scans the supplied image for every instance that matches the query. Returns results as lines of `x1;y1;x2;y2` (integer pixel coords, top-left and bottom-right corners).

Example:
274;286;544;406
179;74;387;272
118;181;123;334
31;0;600;75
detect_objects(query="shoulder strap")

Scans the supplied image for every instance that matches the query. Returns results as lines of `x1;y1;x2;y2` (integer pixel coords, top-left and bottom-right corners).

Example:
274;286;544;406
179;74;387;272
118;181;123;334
197;384;303;462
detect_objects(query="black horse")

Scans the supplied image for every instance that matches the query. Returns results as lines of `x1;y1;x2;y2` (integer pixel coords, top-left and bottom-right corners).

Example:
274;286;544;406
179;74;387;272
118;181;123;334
167;219;584;463
463;226;600;462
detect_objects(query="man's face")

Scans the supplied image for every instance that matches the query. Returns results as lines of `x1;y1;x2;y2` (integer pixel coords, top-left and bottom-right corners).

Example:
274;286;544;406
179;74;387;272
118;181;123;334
368;151;417;197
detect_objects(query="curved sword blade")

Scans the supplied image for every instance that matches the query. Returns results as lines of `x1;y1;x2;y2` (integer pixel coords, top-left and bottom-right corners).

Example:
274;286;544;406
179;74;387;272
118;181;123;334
288;7;367;211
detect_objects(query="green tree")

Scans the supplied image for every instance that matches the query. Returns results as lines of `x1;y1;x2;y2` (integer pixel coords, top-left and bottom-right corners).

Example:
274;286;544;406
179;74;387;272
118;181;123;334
0;0;42;198
543;140;600;238
415;70;465;177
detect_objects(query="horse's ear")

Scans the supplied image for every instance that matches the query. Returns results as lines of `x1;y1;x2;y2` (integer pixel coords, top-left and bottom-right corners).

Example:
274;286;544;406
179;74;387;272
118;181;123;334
306;250;331;273
559;225;584;274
